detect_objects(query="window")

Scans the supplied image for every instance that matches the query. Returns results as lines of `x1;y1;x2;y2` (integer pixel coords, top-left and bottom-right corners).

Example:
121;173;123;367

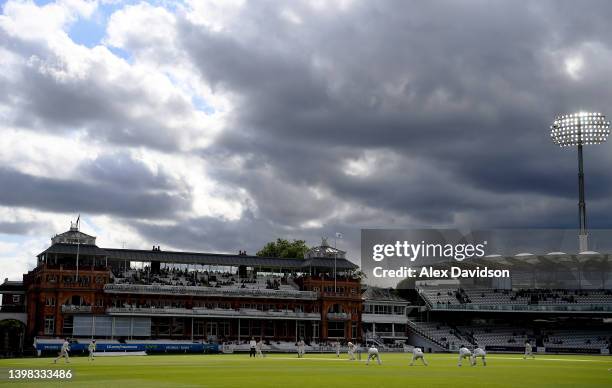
219;322;230;337
240;323;250;337
44;316;55;335
373;305;392;315
194;320;206;336
45;297;55;307
62;316;73;336
327;322;345;338
395;324;406;334
12;295;20;303
265;322;274;337
251;321;261;336
351;323;358;339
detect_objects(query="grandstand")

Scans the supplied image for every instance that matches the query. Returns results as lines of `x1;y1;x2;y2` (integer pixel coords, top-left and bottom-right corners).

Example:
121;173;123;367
407;320;463;350
1;224;612;357
420;287;612;307
407;318;612;354
409;278;612;354
458;325;533;349
543;329;611;351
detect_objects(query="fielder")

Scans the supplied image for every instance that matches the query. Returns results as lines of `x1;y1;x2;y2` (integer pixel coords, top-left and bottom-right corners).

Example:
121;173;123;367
53;338;71;364
366;345;382;365
297;339;306;358
458;345;472;366
335;341;341;358
256;339;264;358
472;346;486;366
524;341;535;359
347;342;356;360
409;347;428;366
88;339;96;361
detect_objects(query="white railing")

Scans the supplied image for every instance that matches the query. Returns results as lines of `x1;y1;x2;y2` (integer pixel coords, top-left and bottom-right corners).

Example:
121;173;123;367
61;305;92;313
327;312;351;320
428;303;612;313
104;284;317;300
106;306;321;320
372;331;407;338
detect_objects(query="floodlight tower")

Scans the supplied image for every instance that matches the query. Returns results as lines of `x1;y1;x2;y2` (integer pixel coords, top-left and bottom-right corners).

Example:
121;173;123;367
550;112;611;252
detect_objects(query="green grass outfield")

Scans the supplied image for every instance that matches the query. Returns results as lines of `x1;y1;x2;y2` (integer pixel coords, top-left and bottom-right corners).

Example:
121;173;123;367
1;353;611;388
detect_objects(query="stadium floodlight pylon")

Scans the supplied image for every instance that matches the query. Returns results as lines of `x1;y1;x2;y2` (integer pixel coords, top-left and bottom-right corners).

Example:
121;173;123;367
550;112;611;252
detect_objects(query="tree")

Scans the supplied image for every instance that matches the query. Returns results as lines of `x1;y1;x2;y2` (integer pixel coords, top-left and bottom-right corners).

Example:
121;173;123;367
256;238;309;259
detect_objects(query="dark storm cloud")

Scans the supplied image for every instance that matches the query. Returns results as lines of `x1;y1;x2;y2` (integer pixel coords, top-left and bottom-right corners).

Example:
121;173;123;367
10;62;188;151
0;167;189;219
130;214;360;261
0;221;46;235
5;0;612;264
131;215;281;254
78;152;178;191
179;0;612;230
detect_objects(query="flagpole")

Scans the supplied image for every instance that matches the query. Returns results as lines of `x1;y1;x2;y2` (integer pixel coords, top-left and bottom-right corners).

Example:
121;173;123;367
334;236;337;293
76;238;80;280
75;215;81;281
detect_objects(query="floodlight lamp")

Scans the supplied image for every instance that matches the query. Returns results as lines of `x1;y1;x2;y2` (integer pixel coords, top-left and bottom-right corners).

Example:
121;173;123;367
550;112;610;147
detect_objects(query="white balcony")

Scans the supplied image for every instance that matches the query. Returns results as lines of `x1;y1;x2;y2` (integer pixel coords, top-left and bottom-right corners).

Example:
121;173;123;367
106;306;321;321
362;313;408;324
104;284;317;300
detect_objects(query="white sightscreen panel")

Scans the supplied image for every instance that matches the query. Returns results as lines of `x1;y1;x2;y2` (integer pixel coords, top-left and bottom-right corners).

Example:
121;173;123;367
94;316;112;337
132;317;151;337
72;315;93;337
113;317;131;337
72;316;151;337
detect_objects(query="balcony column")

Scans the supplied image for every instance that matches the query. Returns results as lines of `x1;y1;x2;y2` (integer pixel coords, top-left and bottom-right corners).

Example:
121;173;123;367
373;322;376;336
392;323;395;337
261;319;265;339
